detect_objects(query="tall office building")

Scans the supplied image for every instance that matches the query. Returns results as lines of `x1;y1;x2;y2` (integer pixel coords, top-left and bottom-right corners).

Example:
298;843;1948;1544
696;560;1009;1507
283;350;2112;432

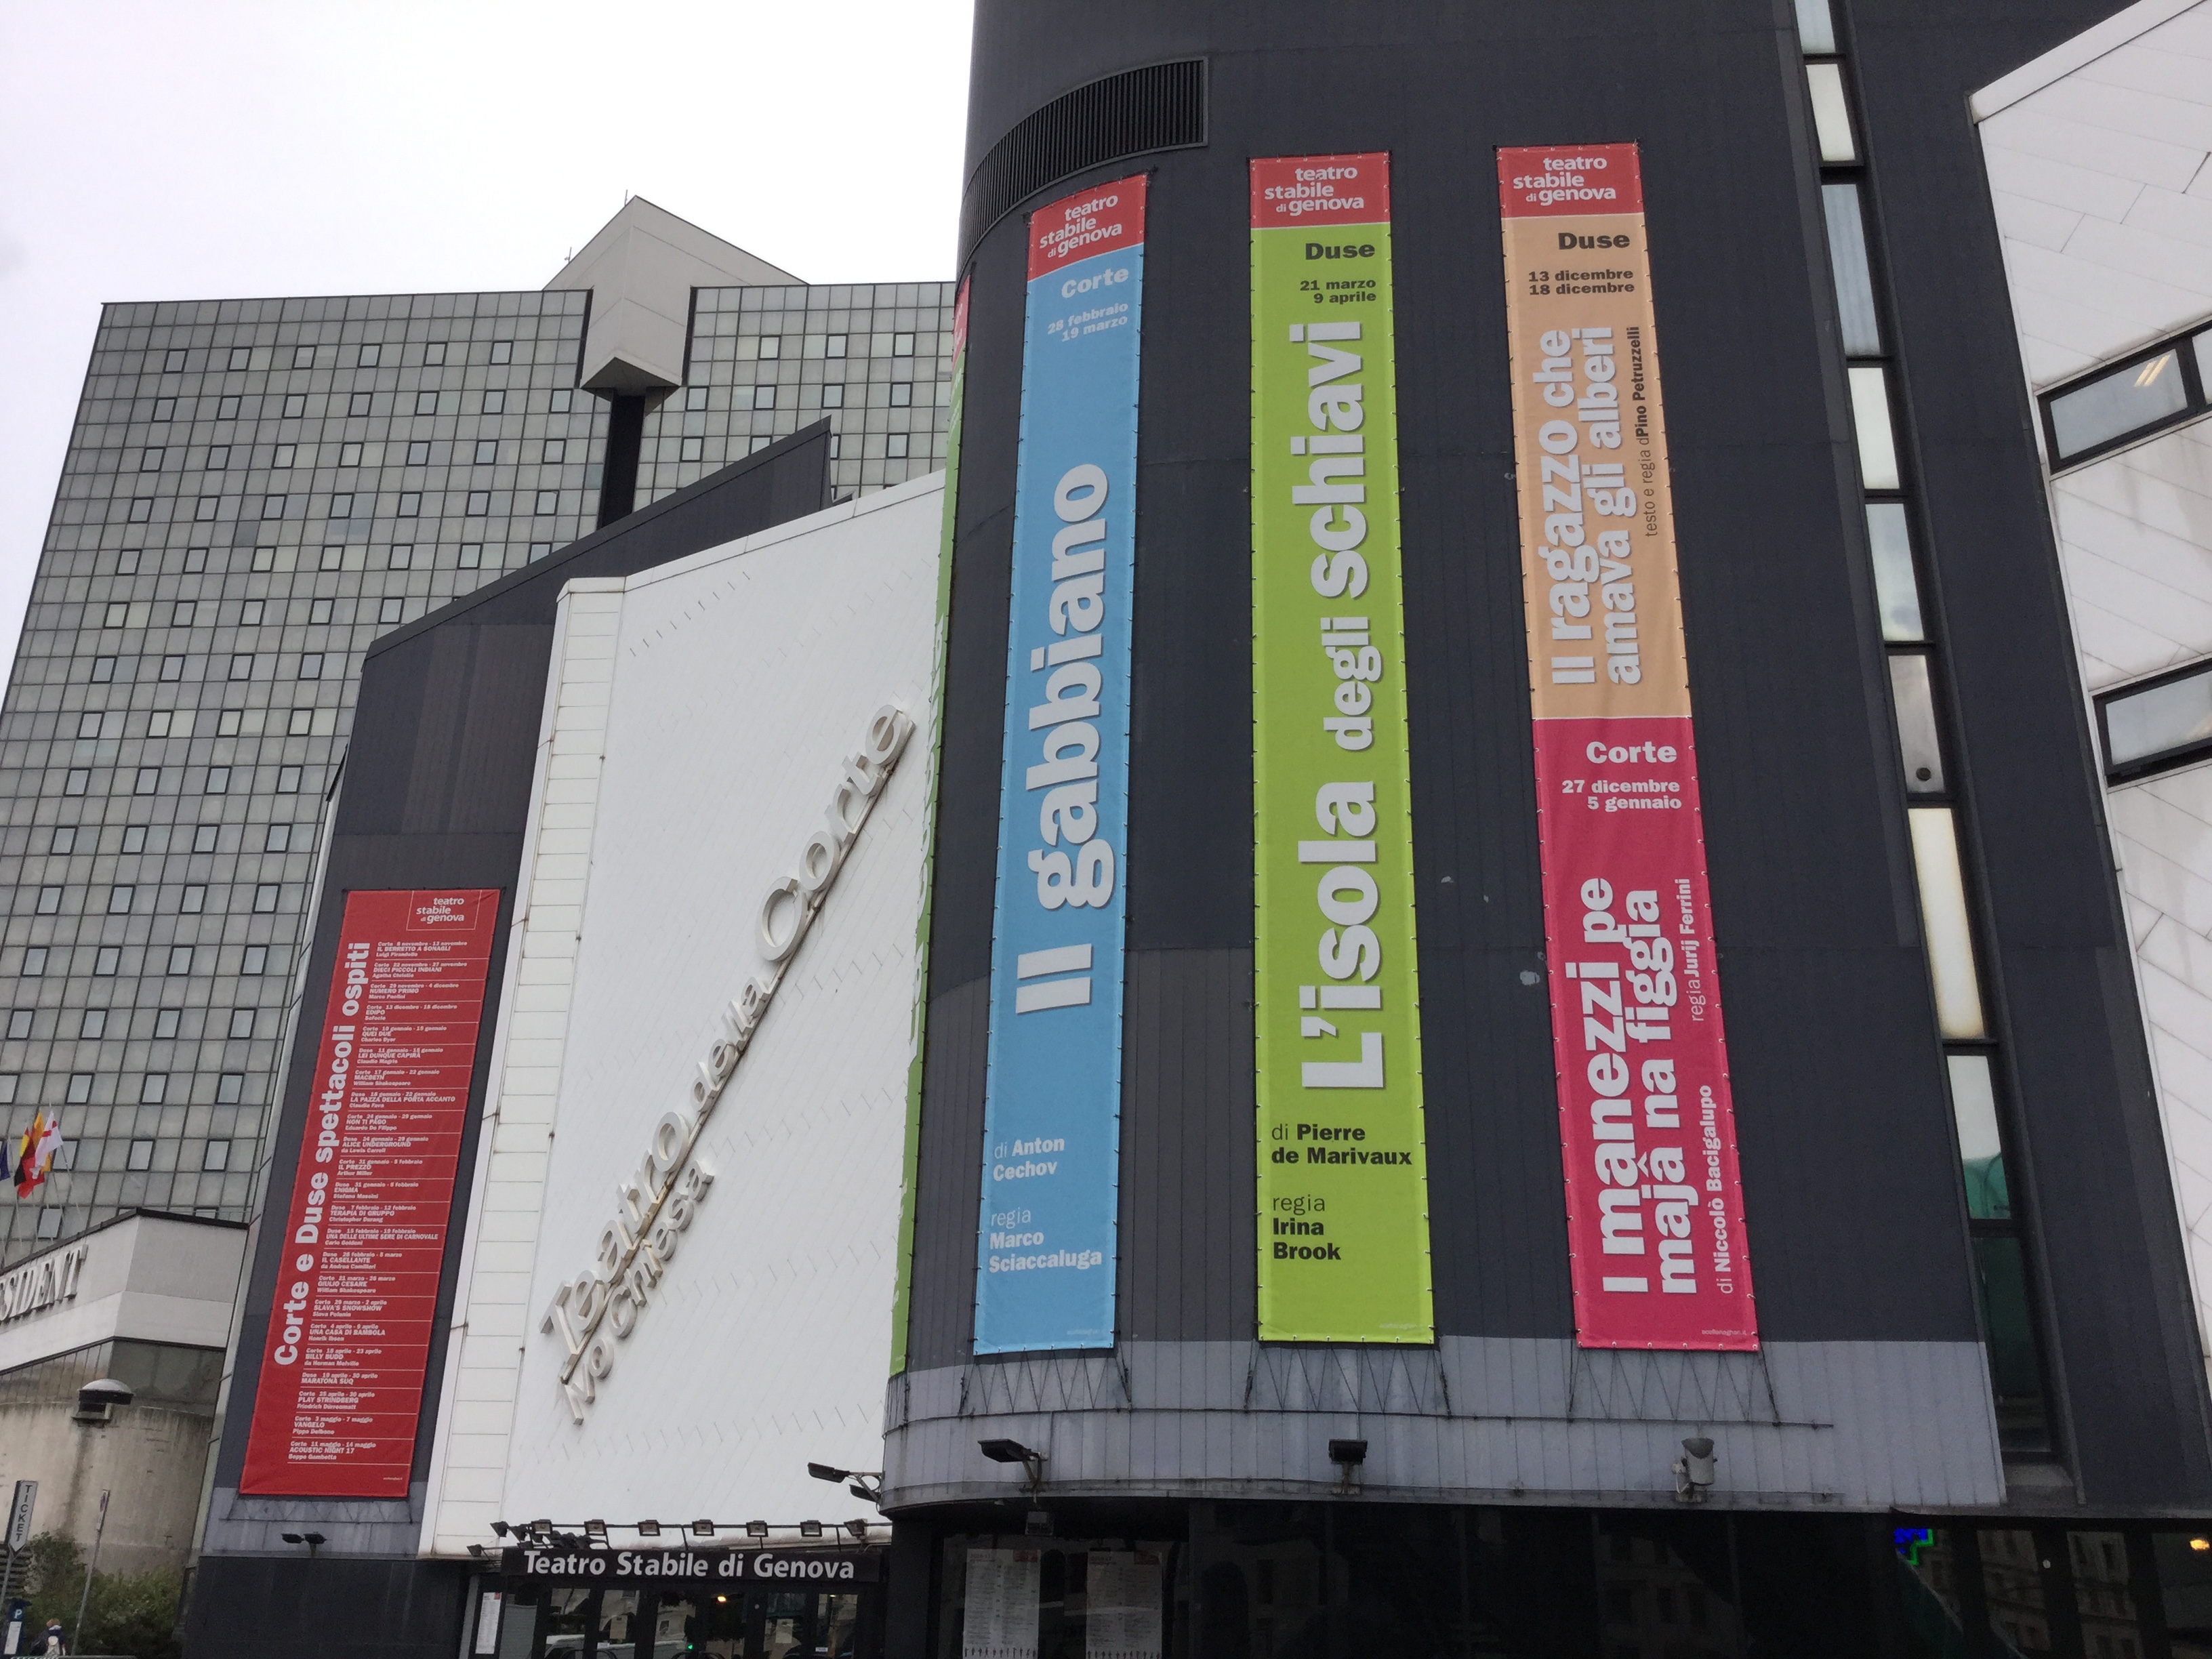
0;198;952;1262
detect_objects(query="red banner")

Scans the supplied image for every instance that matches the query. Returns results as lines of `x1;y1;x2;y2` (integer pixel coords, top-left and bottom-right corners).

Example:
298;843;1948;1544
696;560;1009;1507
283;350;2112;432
1497;143;1756;1349
241;888;500;1495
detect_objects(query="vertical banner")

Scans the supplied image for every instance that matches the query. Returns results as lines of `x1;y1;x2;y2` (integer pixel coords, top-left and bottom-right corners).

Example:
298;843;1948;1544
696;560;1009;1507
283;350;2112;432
241;888;500;1494
972;178;1147;1353
1251;153;1433;1344
891;274;968;1376
1496;144;1756;1349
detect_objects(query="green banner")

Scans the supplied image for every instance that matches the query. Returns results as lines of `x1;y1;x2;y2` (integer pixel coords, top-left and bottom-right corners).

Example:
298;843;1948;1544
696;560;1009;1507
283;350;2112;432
1250;153;1432;1343
890;276;968;1376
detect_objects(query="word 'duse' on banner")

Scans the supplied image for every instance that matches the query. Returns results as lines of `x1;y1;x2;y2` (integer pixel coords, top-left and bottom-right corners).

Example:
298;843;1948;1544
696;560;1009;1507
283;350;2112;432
1250;152;1433;1345
241;888;500;1494
972;176;1147;1354
1496;143;1756;1349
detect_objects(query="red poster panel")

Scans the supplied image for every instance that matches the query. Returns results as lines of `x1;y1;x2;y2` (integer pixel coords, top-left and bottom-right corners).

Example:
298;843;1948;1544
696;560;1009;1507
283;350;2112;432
241;888;500;1495
1496;143;1757;1349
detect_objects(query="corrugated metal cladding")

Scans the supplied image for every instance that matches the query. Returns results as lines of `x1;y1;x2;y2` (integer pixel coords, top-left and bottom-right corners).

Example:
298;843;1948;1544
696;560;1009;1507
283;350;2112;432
903;0;2212;1513
192;430;833;1601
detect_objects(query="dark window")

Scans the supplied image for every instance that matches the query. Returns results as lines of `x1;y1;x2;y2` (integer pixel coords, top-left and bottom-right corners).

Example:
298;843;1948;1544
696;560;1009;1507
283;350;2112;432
825;334;847;359
319;546;342;572
283;393;306;418
483;390;506;414
217;1073;244;1104
308;598;333;623
406;440;430;466
205;767;228;795
107;884;134;914
253;884;279;914
2100;658;2212;783
203;1138;231;1171
2044;327;2211;466
262;495;285;519
893;333;915;358
467;490;490;515
359;343;380;367
380;597;403;626
171;600;194;626
140;1073;166;1105
127;498;152;523
388;544;412;569
415;391;437;415
459;543;483;569
140;449;165;472
217;394;239;419
550;388;573;413
126;1140;152;1171
680;437;704;462
192;823;216;853
535;489;558;514
329;493;353;519
241;599;264;626
163;349;185;372
182;546;207;573
752;386;776;410
348;391;371;417
152;1008;179;1038
291;345;314;369
167;946;192;975
277;766;302;792
299;653;323;680
684;386;709;412
5;1010;30;1040
888;434;911;459
244;945;270;974
152;398;175;421
265;823;291;852
287;709;312;735
35;887;60;916
398;491;420;516
94;947;118;975
228;654;252;680
193;496;219;522
206;445;229;470
90;657;115;682
20;948;45;977
474;439;497;464
890;383;913;407
425;342;447;367
529;541;552;561
132;766;158;794
489;340;513;365
159;655;182;681
821;384;844;409
227;346;251;371
544;438;566;463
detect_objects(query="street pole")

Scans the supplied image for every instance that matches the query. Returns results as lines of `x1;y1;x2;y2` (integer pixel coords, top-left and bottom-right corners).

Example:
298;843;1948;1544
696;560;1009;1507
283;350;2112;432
71;1492;107;1654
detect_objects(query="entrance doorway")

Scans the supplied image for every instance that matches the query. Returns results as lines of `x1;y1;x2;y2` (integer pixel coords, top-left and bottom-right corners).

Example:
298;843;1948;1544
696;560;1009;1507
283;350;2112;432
506;1585;869;1659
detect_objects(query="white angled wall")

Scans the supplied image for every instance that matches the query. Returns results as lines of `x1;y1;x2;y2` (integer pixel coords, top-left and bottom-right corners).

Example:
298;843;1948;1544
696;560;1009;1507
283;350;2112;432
421;474;943;1553
1977;0;2212;1373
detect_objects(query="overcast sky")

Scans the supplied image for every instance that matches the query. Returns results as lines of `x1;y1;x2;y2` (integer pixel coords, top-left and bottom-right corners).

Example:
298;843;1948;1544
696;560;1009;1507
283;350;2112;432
0;0;972;661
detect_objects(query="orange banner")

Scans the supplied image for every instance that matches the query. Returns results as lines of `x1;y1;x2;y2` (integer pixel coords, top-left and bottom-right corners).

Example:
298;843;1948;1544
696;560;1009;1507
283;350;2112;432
1498;144;1756;1349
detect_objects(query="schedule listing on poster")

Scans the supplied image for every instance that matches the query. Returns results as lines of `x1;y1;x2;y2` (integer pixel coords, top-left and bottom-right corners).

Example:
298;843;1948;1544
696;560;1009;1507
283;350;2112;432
239;888;500;1495
1496;142;1757;1350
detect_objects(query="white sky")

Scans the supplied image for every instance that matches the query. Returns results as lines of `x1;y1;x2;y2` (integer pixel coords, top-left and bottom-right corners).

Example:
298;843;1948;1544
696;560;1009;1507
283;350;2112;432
0;0;972;662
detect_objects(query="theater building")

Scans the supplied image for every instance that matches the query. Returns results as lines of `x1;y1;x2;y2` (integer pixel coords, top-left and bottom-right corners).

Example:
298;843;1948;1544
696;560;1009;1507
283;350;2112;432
189;1;2212;1656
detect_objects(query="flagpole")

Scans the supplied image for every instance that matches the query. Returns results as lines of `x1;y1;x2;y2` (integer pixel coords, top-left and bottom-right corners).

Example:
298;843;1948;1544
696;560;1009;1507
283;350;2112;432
72;1492;107;1654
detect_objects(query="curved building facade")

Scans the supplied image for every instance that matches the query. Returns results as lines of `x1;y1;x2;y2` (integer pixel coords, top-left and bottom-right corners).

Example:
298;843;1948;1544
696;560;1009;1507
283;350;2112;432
888;0;2212;1650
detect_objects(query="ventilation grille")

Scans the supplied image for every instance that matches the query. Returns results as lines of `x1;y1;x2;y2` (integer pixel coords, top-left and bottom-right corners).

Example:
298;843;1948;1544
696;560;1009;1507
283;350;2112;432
959;59;1207;266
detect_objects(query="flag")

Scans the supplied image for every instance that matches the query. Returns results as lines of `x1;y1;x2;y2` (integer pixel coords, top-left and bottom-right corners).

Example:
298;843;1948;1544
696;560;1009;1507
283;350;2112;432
14;1114;58;1200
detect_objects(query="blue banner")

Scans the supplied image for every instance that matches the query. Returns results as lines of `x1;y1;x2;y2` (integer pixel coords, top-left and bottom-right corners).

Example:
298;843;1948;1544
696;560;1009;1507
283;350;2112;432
972;175;1148;1353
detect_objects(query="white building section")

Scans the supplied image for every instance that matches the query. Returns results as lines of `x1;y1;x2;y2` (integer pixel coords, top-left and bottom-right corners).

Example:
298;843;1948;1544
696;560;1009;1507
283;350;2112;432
1976;0;2212;1372
420;474;944;1555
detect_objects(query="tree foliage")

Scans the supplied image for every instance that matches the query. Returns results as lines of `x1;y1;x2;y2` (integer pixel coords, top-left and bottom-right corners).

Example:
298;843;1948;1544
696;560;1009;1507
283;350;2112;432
2;1532;180;1659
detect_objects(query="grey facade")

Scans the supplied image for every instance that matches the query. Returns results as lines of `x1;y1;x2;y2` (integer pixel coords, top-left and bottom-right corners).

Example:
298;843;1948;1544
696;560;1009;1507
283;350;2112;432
0;207;951;1263
888;0;2212;1652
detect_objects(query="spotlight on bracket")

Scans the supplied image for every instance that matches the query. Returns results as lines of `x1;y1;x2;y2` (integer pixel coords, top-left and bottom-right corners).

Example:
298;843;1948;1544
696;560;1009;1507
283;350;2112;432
979;1438;1046;1496
1328;1438;1368;1495
1673;1437;1717;1504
